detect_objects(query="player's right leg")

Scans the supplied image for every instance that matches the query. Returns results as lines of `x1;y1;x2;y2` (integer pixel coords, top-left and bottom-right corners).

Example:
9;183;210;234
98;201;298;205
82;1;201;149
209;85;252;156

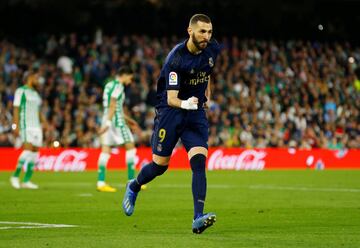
97;125;118;192
10;144;32;189
123;107;182;216
123;154;169;216
12;141;39;189
11;128;41;189
96;145;116;192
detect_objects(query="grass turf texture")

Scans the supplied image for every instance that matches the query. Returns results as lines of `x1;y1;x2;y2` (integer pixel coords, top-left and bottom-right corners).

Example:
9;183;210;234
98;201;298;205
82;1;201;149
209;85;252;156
0;170;359;248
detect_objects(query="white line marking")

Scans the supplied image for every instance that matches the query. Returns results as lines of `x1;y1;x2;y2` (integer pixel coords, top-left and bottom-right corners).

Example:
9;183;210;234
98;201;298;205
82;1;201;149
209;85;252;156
156;184;232;189
4;181;357;193
6;182;233;189
77;193;93;197
0;221;77;230
249;185;360;193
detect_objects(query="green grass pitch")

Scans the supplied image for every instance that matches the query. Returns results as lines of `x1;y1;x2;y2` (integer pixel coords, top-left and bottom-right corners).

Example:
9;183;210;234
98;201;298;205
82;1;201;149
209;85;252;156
0;170;359;248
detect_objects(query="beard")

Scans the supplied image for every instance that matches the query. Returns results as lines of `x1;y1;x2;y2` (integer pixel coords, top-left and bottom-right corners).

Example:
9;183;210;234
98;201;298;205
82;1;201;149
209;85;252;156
192;33;208;51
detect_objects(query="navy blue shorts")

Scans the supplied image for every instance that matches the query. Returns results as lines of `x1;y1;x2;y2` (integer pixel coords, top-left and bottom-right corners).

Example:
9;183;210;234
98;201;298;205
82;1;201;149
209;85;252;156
151;107;209;156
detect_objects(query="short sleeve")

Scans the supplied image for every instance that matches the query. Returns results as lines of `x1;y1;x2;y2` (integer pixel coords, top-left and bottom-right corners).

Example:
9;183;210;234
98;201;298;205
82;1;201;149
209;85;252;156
13;88;23;107
111;84;123;99
165;65;181;90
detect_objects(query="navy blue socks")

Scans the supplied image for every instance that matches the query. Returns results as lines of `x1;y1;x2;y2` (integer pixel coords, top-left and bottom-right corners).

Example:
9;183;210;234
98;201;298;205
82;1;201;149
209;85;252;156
130;162;168;192
190;154;207;219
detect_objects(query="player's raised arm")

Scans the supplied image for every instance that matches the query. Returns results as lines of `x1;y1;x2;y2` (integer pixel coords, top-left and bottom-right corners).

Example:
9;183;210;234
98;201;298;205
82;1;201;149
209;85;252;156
167;90;198;110
165;66;198;110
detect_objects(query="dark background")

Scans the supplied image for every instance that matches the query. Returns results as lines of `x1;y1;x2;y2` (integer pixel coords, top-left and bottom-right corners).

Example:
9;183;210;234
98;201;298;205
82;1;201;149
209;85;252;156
1;0;360;42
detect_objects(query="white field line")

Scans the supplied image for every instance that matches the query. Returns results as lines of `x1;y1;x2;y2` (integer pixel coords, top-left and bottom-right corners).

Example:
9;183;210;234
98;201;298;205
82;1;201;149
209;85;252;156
249;185;360;193
39;182;233;189
77;193;93;197
157;184;232;189
2;181;358;193
0;221;77;230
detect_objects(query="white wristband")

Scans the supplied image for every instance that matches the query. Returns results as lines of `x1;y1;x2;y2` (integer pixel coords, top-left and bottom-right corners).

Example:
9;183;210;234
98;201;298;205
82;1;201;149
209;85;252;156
105;120;112;127
181;98;198;110
181;100;191;110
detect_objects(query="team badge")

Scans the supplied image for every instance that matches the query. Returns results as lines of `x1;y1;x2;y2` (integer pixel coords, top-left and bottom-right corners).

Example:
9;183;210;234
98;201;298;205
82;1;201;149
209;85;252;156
209;57;214;67
169;71;178;85
190;68;195;74
157;144;163;152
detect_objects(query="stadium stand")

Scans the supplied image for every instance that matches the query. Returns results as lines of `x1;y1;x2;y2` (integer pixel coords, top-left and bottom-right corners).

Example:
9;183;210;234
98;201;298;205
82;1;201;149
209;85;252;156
0;35;359;149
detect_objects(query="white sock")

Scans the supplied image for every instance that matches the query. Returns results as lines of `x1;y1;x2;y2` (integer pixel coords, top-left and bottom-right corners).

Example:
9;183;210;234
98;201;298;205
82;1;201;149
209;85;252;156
126;148;137;165
19;150;32;164
97;152;110;187
13;150;32;177
31;151;38;164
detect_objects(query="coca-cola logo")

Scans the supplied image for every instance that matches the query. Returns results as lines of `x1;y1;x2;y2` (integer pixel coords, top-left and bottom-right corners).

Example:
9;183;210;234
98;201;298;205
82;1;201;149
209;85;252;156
36;150;88;172
208;149;266;171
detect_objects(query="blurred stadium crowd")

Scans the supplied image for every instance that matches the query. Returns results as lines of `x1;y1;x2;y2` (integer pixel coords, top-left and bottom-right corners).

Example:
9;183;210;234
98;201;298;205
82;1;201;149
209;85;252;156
0;33;359;149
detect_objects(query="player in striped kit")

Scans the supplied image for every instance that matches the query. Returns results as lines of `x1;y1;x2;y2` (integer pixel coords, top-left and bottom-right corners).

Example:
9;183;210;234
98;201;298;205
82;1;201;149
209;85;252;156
97;66;141;192
10;71;45;189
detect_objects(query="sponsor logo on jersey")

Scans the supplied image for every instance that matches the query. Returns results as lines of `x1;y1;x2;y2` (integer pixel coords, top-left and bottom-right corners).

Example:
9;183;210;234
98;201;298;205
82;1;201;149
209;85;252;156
169;72;178;85
188;71;210;85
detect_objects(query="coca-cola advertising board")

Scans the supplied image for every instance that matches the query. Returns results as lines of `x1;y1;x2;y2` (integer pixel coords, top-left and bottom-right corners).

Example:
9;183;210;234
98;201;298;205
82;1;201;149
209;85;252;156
0;147;359;171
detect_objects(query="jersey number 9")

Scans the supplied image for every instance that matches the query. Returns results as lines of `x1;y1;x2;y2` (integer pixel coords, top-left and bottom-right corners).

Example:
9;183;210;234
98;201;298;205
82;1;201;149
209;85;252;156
159;128;166;142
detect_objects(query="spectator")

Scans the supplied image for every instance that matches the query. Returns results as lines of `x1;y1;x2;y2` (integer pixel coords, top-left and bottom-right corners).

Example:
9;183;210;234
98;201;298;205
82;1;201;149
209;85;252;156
0;36;359;149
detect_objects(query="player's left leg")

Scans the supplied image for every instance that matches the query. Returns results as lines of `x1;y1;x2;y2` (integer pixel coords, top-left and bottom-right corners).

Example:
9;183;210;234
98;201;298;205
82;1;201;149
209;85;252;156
122;126;136;181
188;147;208;219
22;129;42;189
187;147;216;233
181;110;216;233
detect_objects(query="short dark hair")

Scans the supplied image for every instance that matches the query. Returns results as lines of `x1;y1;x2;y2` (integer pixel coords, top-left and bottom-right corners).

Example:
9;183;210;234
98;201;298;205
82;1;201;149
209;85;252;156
117;66;134;76
189;14;211;26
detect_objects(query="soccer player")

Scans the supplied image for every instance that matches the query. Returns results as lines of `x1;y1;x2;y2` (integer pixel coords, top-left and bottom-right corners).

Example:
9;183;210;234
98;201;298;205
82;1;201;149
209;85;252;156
10;71;44;189
97;66;141;192
122;14;221;234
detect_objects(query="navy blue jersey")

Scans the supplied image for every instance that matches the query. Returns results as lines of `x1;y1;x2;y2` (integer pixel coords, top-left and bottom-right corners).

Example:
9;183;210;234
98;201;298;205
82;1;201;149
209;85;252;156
156;39;222;108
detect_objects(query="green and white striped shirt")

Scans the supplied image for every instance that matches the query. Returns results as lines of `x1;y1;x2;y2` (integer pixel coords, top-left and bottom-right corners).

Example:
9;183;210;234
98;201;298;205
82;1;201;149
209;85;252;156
102;80;126;127
13;85;42;130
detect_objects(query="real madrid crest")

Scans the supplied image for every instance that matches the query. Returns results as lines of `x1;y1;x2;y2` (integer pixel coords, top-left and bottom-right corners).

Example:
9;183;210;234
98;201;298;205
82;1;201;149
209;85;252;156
157;143;162;152
209;57;214;67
